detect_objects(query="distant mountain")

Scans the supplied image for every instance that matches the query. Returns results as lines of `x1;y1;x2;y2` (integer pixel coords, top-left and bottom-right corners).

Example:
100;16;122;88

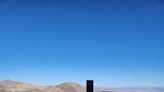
0;80;164;92
96;87;164;92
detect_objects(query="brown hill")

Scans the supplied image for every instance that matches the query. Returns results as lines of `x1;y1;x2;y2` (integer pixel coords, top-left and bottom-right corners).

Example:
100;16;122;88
0;80;84;92
45;86;63;92
56;82;85;92
0;79;43;92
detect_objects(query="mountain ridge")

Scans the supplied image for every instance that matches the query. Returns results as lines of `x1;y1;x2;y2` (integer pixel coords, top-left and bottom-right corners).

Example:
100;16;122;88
0;80;164;92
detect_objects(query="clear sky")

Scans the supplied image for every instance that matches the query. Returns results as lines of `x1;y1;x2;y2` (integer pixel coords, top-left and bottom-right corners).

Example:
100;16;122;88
0;0;164;87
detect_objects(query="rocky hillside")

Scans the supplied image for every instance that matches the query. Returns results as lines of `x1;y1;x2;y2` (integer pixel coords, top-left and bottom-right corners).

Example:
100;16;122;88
0;80;164;92
0;80;84;92
56;82;85;92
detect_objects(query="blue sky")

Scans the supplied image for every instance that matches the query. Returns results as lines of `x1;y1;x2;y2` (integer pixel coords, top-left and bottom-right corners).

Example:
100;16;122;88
0;0;164;87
